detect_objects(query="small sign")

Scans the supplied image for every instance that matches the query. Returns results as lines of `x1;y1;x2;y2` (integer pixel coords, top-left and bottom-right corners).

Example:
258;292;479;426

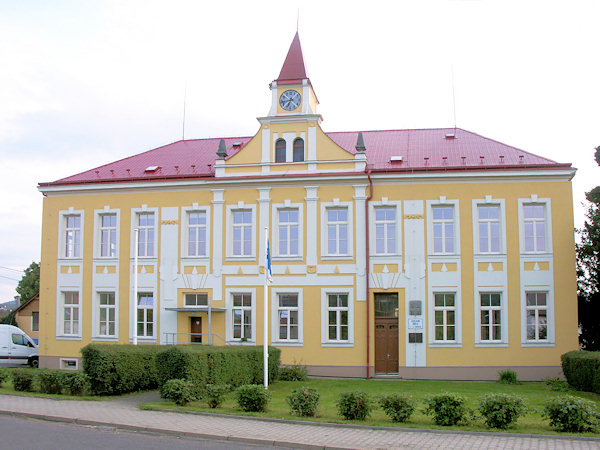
408;318;423;329
409;301;422;315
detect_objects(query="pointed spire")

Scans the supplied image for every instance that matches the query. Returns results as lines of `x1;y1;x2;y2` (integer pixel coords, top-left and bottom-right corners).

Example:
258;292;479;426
355;132;366;153
216;139;227;159
276;32;307;82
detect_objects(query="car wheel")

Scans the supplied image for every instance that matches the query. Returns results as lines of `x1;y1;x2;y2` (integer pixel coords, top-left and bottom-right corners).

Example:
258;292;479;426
29;357;39;368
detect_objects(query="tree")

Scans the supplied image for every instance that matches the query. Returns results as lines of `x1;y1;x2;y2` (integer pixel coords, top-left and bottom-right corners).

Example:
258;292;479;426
577;146;600;349
16;261;40;304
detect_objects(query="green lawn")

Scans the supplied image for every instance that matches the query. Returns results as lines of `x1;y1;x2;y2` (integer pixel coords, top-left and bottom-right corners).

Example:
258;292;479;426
142;378;600;437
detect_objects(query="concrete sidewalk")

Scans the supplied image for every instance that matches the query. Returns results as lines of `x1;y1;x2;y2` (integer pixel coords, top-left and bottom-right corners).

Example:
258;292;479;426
0;393;599;449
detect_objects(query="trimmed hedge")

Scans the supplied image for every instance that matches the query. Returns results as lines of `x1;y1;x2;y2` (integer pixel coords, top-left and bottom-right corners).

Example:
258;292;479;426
561;351;600;393
156;345;281;389
81;344;162;395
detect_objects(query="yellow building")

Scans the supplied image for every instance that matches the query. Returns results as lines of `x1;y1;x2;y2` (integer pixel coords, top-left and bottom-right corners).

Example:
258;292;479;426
38;33;577;379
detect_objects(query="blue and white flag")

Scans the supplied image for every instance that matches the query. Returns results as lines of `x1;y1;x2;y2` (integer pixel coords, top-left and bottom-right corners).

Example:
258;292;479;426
266;238;273;286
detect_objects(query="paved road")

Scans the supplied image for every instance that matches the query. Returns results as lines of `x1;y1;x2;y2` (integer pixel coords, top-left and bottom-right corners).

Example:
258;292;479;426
1;393;599;449
0;415;284;450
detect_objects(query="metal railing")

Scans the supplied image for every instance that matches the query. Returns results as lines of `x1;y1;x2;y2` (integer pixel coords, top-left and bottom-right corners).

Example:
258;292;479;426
163;332;227;346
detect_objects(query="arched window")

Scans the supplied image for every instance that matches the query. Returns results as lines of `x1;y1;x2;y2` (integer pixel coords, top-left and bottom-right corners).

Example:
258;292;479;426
293;138;304;162
275;139;286;163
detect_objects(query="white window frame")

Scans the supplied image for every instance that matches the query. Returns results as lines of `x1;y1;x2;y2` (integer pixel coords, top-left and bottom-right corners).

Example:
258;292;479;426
369;200;401;258
130;207;159;259
431;292;458;344
321;288;354;346
31;311;39;332
184;292;208;307
521;288;555;346
58;209;84;260
225;288;256;344
475;290;508;346
518;197;552;255
136;292;156;340
321;201;354;259
96;291;117;339
57;290;81;338
373;206;398;255
427;199;460;256
94;208;120;259
272;202;303;260
226;204;256;260
472;198;506;255
181;206;211;259
271;288;303;346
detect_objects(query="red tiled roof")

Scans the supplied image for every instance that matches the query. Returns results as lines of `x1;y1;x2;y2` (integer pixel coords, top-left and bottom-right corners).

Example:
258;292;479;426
41;128;569;187
275;32;307;83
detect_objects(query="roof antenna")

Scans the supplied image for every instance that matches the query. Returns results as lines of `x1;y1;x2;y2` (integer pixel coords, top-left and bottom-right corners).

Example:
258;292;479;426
182;80;187;141
451;65;457;133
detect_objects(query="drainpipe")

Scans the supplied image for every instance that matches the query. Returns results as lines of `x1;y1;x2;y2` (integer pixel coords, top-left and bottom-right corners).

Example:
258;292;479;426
365;166;373;379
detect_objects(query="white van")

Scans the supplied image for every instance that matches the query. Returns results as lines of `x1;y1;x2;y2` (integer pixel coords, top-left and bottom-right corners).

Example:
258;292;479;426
0;324;38;367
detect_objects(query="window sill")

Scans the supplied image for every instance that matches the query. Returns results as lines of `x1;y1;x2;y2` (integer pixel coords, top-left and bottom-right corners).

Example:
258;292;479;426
272;256;303;261
321;342;354;348
225;256;256;262
521;341;554;347
182;255;210;260
92;337;119;342
94;256;119;261
474;342;508;348
429;342;462;348
129;338;157;343
273;341;304;347
320;255;353;261
227;340;256;345
56;335;82;341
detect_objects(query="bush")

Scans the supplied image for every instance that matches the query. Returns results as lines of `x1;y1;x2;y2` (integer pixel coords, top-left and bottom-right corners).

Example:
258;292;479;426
0;369;7;387
287;386;320;417
155;345;281;391
62;371;90;396
81;344;162;395
478;393;526;429
336;391;372;421
12;369;35;392
543;396;599;432
38;370;64;394
497;369;519;384
235;384;271;412
279;364;308;381
561;351;600;393
161;379;197;406
545;377;571;392
423;393;468;426
379;393;416;423
205;384;230;408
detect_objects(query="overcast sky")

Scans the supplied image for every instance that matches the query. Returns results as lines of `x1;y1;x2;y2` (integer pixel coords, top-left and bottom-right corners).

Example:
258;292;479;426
1;0;598;302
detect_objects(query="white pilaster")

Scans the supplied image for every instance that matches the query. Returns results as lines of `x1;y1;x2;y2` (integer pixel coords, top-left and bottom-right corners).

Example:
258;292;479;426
257;188;271;266
159;206;179;344
353;185;368;301
211;189;225;300
305;186;319;266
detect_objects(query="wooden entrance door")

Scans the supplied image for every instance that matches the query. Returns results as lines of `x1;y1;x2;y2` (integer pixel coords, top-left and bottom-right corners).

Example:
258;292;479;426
374;293;399;373
190;317;202;343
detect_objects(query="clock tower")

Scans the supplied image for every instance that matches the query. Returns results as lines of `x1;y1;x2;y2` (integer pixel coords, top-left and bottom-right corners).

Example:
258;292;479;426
265;32;320;122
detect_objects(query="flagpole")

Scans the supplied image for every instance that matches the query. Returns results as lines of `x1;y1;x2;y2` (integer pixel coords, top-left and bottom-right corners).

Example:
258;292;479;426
264;226;269;389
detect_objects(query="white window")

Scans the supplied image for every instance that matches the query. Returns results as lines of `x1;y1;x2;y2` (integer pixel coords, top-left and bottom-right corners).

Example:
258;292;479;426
432;206;455;254
137;293;154;338
327;294;349;341
526;292;548;341
187;211;207;256
480;293;502;342
185;293;208;307
232;293;252;340
65;215;81;258
375;207;396;255
232;210;253;257
99;214;117;257
137;212;155;257
327;207;348;256
31;312;39;332
277;293;299;341
434;293;456;342
278;209;299;257
477;205;501;253
62;292;80;336
523;204;546;253
98;292;116;337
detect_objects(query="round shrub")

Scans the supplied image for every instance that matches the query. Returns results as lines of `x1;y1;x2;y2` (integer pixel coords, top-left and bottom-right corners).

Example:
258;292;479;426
497;369;518;385
379;393;416;423
336;391;372;421
278;364;308;381
543;396;599;432
161;379;196;406
38;370;63;394
62;371;90;396
423;392;468;426
287;386;320;417
205;384;230;408
12;369;35;392
235;384;271;412
478;393;526;429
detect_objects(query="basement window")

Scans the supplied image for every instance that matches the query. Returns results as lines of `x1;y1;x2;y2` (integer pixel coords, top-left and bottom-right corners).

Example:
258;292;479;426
60;358;79;370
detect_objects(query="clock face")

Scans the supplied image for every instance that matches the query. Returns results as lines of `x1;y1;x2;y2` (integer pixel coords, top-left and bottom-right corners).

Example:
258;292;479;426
279;90;301;111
